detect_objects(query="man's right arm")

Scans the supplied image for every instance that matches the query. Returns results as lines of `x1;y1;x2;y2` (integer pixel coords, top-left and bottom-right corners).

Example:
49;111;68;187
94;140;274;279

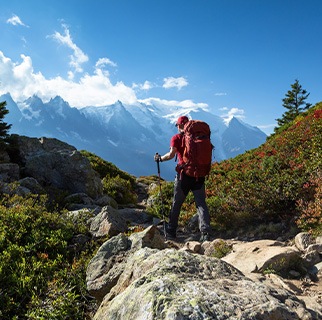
155;146;177;162
159;146;177;162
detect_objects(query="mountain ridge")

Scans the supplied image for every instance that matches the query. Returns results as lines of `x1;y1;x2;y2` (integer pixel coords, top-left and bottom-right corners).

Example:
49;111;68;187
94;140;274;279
2;93;267;180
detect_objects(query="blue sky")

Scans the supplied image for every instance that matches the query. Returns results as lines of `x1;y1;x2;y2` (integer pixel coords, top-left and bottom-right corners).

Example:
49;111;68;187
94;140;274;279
0;0;321;135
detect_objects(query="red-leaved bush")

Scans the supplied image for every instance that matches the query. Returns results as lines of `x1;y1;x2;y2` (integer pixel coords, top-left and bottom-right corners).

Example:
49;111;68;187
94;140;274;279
296;171;322;235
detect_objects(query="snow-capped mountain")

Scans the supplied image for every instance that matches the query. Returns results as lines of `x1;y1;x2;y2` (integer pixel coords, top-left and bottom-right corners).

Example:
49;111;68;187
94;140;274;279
222;117;267;158
1;93;267;180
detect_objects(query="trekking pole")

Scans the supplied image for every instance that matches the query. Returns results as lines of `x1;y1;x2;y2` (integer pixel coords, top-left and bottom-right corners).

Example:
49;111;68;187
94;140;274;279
155;153;167;240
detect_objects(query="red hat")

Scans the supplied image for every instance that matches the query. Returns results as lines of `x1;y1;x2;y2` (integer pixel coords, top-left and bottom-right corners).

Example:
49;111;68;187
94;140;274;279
175;116;189;126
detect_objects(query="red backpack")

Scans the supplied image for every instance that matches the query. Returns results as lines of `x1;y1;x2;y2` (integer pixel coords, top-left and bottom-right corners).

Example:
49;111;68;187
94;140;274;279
180;120;213;178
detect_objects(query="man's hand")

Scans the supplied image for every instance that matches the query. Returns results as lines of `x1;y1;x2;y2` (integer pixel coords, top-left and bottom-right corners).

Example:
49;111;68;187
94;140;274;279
154;153;162;162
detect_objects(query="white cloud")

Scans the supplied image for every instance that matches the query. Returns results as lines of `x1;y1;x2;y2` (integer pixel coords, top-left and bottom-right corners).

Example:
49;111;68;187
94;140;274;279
141;81;153;90
140;97;208;110
7;14;28;27
49;24;89;74
215;92;227;96
96;57;117;68
220;107;245;124
133;77;187;93
0;51;137;107
163;76;188;90
0;26;197;111
132;80;155;91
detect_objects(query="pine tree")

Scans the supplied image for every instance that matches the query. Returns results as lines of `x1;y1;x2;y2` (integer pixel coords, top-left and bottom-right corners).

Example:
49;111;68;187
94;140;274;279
0;101;12;147
275;79;311;130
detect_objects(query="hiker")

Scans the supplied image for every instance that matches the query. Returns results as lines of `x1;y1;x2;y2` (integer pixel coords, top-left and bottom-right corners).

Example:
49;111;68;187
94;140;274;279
154;115;212;242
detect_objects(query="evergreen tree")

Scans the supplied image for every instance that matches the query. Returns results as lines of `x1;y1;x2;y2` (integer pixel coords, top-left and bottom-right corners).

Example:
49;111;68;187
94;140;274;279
275;79;311;130
0;101;12;147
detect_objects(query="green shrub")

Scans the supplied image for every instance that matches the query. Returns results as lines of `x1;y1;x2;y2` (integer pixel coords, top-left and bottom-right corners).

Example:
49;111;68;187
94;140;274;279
147;180;174;220
81;150;138;205
137;175;160;185
81;150;135;186
211;240;232;258
102;175;137;205
0;194;97;319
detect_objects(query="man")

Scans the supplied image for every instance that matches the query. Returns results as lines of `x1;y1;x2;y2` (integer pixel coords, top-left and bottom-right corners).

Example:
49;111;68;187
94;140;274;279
154;115;211;242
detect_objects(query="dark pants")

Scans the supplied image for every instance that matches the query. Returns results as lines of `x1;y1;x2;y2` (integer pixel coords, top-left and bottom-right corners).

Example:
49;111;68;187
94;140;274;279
168;173;211;234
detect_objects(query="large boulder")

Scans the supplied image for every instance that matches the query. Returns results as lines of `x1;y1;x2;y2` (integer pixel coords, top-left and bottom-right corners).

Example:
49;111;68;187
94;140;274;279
87;228;314;320
129;224;166;251
0;163;20;182
90;206;128;239
222;239;302;275
15;135;103;198
87;226;167;301
86;233;131;301
118;207;153;226
18;177;46;194
93;248;309;320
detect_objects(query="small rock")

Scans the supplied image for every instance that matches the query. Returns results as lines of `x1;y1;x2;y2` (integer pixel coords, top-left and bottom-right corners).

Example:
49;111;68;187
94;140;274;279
295;232;314;251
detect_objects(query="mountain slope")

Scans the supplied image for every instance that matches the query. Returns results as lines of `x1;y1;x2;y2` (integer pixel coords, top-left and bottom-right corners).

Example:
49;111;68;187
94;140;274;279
205;102;322;234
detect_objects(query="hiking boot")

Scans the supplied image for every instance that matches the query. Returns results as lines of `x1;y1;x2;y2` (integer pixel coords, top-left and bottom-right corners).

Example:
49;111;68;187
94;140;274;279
165;226;176;240
165;230;176;240
199;232;210;242
184;233;199;242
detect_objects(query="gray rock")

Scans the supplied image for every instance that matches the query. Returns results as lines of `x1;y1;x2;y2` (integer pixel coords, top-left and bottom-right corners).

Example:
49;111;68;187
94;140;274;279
94;248;307;320
295;232;314;251
86;233;131;301
95;195;118;209
222;239;302;275
0;163;19;182
118;207;153;226
18;177;45;194
17;135;76;159
86;226;166;302
187;213;199;233
15;135;103;198
182;240;201;253
302;244;322;267
129;225;166;251
316;236;322;245
64;193;95;206
90;206;128;239
0;149;10;163
86;227;322;319
0;181;30;196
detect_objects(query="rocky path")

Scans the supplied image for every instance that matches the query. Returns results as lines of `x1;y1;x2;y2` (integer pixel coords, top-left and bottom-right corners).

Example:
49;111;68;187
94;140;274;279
160;225;322;317
134;181;322;317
